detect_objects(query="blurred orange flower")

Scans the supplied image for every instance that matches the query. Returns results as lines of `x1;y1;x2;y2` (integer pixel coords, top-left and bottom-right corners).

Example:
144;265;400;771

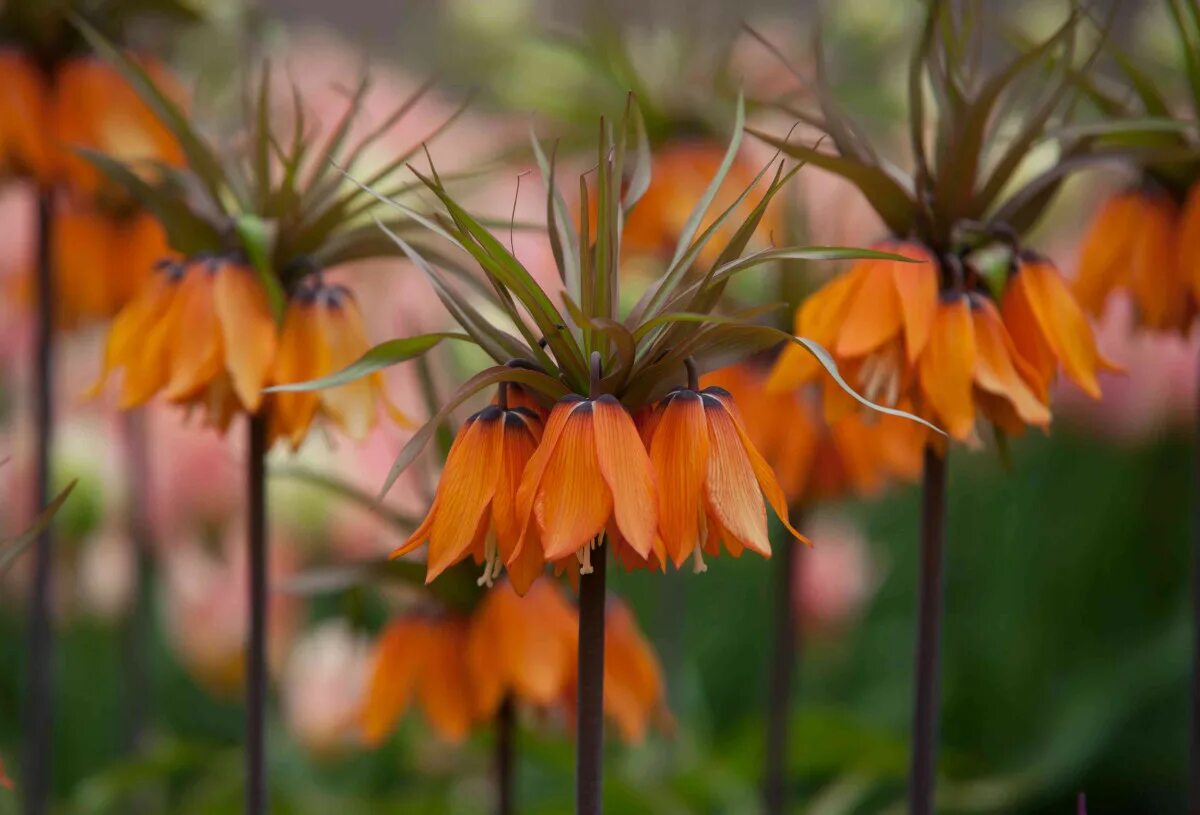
768;241;1107;442
618;142;776;265
361;581;665;744
268;280;410;448
51;55;185;198
1076;186;1196;333
361;615;477;744
0;49;53;182
92;257;277;429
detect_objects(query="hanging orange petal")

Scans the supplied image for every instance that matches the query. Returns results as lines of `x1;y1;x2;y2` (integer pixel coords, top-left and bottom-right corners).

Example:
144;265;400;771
889;245;939;362
1181;181;1200;308
765;263;866;391
213;262;277;412
270;298;327;448
701;391;771;557
591;395;658;560
0;50;53;181
416;619;476;743
1074;192;1139;316
649;390;710;567
970;297;1050;428
162;263;223;402
493;410;546;594
314;288;378;439
536;402;613;562
360;618;428;746
917;296;976;440
835;260;903;357
603;599;666;744
513;397;580;560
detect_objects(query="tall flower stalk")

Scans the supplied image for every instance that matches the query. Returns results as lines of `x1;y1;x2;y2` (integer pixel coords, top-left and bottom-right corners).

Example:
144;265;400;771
77;26;460;813
279;95;937;809
750;3;1128;808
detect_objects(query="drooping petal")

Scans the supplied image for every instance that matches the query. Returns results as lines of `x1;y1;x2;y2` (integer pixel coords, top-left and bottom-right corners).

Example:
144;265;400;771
766;263;866;391
1180;182;1200;307
648;391;710;567
162;263;223;402
835;259;903;358
493;410;545;594
360;618;428;746
917;296;976;440
213;262;277;412
513;397;583;560
592;394;658;560
1074;192;1138;316
1128;192;1186;330
270;299;328;448
701;393;771;557
415;619;475;743
1015;258;1115;399
970;298;1050;427
424;408;505;581
890;247;939;362
314;290;378;439
536;402;613;562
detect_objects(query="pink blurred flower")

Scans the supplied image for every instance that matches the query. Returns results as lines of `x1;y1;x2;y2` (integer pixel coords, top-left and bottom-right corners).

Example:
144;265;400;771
794;514;877;634
161;527;302;696
76;526;136;621
281;620;371;759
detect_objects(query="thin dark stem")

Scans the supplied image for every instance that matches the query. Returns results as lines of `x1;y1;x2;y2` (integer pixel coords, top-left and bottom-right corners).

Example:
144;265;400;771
245;415;269;815
495;695;515;815
120;410;153;756
1191;346;1200;815
23;189;55;815
908;445;947;815
576;538;607;815
763;530;800;815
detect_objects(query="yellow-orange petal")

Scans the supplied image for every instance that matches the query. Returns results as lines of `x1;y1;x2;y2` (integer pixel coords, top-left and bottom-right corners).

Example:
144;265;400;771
649;390;710;567
270;298;327;448
766;264;866;391
970;297;1050;427
1015;258;1113;399
537;402;613;562
314;289;377;439
213;263;277;412
1128;192;1186;330
890;246;939;362
917;296;976;440
162;263;223;402
835;260;903;357
701;391;771;556
592;395;658;560
360;618;428;746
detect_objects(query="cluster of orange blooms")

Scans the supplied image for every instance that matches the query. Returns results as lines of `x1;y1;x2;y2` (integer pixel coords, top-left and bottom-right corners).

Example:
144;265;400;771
0;50;182;328
396;374;808;593
361;581;666;744
1076;183;1200;333
93;267;406;444
768;242;1116;443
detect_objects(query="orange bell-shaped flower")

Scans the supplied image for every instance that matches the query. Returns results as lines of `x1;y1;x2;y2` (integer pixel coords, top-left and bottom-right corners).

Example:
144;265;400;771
360;615;477;744
647;385;804;570
269;280;409;448
392;401;545;591
513;395;658;567
466;580;577;719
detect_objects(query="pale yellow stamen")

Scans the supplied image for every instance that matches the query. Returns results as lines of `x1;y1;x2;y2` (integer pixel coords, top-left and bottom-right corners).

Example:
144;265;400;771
477;537;499;588
692;542;708;574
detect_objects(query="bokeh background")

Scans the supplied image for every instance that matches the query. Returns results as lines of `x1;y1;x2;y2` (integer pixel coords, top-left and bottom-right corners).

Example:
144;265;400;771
0;1;1194;813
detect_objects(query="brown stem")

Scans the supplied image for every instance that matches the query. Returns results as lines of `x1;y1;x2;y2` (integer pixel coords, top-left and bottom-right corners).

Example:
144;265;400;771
120;410;153;757
495;695;515;815
23;188;55;815
1191;346;1200;815
908;445;947;815
763;530;799;815
245;415;269;815
576;538;607;815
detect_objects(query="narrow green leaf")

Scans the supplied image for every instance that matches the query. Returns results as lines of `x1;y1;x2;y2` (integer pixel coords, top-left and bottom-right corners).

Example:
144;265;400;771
266;333;473;393
0;480;77;577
